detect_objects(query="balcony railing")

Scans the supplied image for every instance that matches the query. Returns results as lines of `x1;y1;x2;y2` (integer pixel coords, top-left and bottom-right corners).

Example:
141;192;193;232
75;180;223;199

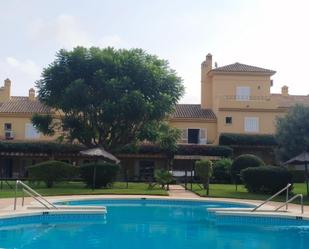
218;95;277;109
223;95;272;101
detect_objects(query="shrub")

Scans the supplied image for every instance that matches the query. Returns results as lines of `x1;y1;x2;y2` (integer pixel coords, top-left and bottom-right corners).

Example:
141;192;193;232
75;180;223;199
219;133;277;146
231;154;265;184
212;158;233;183
195;159;213;195
118;144;233;157
80;162;120;188
28;160;77;188
154;169;173;189
289;169;305;183
241;166;292;194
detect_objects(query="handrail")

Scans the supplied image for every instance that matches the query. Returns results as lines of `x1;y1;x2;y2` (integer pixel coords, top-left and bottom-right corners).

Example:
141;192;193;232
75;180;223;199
251;183;291;212
275;194;304;214
14;180;58;210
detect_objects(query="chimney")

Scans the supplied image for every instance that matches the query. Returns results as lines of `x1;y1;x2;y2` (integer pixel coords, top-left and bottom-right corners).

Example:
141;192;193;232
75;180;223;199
201;53;213;109
281;85;289;96
0;78;11;101
29;88;35;101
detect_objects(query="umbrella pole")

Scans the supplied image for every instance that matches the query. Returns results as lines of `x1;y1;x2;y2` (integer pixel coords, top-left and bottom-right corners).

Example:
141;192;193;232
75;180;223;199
92;165;97;190
305;162;309;196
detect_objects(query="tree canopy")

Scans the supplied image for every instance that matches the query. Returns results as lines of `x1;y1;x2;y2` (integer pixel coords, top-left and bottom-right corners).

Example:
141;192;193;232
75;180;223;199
33;47;184;151
276;104;309;161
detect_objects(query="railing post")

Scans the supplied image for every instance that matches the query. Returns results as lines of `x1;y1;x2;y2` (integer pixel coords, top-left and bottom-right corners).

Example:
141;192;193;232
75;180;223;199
22;189;25;207
300;194;304;214
286;187;289;210
13;180;18;211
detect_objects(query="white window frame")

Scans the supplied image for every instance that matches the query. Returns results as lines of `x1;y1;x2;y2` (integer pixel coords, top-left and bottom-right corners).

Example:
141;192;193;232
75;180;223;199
236;86;251;101
25;123;40;139
244;117;259;133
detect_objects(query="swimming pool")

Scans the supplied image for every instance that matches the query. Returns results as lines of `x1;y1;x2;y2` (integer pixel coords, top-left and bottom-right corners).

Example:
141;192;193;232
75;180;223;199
0;198;308;249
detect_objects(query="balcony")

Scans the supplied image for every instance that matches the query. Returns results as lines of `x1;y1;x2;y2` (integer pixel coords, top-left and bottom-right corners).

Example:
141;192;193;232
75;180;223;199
218;95;278;110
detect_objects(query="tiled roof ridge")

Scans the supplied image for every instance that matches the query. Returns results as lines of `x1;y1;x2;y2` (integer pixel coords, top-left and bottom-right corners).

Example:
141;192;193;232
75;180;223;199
211;62;275;74
172;104;216;120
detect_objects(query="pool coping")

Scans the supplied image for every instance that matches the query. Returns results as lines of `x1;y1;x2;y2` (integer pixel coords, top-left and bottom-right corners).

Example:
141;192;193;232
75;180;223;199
0;194;308;221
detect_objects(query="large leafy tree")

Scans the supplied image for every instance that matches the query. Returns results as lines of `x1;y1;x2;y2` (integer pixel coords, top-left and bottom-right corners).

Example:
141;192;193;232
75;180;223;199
32;47;184;151
276;104;309;161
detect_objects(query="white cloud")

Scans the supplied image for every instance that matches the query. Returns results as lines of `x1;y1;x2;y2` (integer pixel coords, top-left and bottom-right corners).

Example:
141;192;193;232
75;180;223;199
6;57;41;79
30;14;125;49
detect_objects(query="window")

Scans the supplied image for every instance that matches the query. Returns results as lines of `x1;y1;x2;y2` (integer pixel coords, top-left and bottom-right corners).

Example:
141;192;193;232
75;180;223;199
25;123;40;139
236;86;251;101
186;128;207;144
244;117;259;133
4;123;12;130
225;117;232;125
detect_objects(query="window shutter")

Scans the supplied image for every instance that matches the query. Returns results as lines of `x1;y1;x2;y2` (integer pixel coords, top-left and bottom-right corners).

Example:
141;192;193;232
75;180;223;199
244;117;259;132
199;128;207;144
25;123;40;139
181;129;188;143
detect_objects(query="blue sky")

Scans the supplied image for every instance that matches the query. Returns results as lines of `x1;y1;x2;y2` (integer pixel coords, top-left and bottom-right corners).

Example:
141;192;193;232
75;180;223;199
1;0;308;103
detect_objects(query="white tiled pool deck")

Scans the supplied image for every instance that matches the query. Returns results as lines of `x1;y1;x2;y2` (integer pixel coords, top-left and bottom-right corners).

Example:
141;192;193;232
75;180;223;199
0;184;308;219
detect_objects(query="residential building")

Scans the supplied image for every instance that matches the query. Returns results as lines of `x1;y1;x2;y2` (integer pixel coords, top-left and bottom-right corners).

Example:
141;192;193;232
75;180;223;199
1;53;308;179
170;53;309;145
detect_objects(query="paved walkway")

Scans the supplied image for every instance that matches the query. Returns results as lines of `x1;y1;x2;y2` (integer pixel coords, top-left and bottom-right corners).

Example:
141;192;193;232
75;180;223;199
168;184;198;198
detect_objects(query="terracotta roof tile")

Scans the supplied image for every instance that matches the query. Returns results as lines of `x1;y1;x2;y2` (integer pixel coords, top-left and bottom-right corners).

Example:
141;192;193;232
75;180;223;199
211;62;276;74
171;104;216;120
0;97;52;114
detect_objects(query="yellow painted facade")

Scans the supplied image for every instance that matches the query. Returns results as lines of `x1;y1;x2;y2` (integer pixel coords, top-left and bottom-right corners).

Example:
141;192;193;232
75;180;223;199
0;79;55;141
170;53;309;144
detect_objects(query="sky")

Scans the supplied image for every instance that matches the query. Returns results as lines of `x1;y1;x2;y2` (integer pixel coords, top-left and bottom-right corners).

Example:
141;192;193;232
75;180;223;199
0;0;309;103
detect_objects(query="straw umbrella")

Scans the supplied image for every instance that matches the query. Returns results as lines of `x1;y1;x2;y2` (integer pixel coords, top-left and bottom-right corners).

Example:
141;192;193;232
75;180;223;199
80;147;120;189
283;151;309;196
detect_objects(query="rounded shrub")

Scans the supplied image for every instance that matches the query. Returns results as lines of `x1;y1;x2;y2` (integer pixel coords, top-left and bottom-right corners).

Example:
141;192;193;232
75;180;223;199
154;169;173;189
212;158;233;183
80;162;120;189
195;159;213;195
28;160;78;188
231;154;265;184
241;166;292;194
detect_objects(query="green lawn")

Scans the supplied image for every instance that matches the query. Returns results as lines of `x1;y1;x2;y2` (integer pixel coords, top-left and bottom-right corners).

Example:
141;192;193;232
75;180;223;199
0;181;167;198
190;183;309;205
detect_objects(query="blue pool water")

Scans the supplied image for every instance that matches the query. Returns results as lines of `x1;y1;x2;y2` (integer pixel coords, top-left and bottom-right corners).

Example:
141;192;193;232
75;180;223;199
0;199;309;249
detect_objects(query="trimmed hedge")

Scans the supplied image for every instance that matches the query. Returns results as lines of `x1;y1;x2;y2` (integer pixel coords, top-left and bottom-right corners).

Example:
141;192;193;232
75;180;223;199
241;166;292;194
212;158;233;183
0;141;85;153
231;154;265;184
80;162;120;188
219;133;277;146
289;170;305;183
28;160;78;188
119;144;233;157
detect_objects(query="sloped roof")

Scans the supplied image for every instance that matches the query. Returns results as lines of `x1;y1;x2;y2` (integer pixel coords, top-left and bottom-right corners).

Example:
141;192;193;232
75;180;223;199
211;62;276;74
171;104;216;120
0;97;52;114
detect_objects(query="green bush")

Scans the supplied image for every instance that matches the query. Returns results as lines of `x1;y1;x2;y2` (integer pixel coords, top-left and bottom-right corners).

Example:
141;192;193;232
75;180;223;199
154;169;173;189
212;158;233;183
119;144;233;157
28;160;78;188
195;159;213;195
241;166;292;194
289;169;305;183
80;162;120;188
231;154;265;184
219;133;277;146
